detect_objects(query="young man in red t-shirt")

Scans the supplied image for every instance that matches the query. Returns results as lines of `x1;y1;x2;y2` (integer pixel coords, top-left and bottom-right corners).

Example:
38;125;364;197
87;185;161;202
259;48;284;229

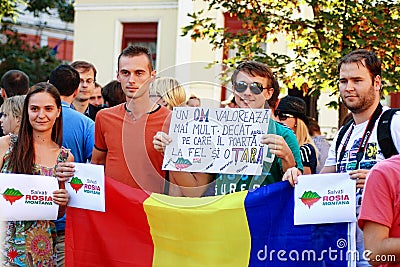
92;46;170;193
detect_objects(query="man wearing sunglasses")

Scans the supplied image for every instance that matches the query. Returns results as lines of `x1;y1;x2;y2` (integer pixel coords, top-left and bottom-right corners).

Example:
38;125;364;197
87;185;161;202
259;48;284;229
212;61;303;195
153;61;303;196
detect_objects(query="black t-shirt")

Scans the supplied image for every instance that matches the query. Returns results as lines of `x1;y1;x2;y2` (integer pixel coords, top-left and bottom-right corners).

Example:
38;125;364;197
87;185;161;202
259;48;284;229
85;104;101;121
300;143;317;174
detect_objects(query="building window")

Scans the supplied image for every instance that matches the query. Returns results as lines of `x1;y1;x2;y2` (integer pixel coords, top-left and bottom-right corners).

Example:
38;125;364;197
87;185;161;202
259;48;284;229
122;22;157;68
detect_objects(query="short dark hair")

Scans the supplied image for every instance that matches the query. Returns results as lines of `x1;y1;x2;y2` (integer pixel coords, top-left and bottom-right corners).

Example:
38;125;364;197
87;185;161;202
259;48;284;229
49;65;80;96
231;61;276;106
71;61;97;80
1;70;29;97
102;80;126;107
338;49;381;82
117;46;153;71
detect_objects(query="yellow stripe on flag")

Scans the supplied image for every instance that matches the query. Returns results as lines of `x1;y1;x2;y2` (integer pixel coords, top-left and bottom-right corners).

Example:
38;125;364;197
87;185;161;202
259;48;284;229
143;191;251;267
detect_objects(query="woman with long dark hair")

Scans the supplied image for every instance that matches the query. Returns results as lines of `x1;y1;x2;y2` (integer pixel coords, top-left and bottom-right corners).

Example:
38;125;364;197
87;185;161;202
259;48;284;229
0;82;73;266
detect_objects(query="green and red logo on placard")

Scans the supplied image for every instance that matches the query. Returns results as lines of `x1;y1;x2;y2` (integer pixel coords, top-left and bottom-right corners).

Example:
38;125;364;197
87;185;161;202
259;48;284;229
69;177;101;195
174;157;192;170
2;188;53;205
2;188;24;205
300;191;321;208
300;189;350;209
69;177;84;193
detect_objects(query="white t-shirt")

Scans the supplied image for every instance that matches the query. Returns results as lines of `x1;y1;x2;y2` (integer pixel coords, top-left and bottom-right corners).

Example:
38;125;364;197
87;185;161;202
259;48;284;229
326;108;400;170
325;107;400;267
325;107;400;206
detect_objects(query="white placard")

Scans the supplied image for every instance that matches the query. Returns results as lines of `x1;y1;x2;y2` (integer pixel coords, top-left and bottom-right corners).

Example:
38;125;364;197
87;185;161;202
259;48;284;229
163;107;270;175
66;163;105;212
294;173;356;225
0;173;59;221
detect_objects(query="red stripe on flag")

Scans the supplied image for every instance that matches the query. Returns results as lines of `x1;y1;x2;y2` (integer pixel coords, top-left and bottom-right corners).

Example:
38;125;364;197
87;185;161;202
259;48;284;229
65;177;154;267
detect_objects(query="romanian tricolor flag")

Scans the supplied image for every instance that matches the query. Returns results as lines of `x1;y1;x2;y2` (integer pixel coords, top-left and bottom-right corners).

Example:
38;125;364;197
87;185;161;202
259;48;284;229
66;178;355;267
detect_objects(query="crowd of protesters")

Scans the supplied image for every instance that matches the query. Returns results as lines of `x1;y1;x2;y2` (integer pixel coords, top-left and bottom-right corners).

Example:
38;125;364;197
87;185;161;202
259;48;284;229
0;46;398;267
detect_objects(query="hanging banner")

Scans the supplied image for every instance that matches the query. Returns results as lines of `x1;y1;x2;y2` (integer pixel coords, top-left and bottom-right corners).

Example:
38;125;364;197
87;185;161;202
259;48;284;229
163;107;270;175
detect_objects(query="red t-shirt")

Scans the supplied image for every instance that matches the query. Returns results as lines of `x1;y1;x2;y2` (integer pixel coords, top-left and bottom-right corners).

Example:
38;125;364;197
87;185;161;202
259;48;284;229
95;104;171;193
359;155;400;267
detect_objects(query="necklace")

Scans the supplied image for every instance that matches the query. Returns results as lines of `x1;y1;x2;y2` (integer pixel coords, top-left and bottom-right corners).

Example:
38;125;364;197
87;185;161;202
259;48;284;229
124;103;138;121
124;103;161;122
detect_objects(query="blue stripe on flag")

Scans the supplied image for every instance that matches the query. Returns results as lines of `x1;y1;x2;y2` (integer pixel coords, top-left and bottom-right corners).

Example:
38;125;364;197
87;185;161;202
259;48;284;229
245;181;351;267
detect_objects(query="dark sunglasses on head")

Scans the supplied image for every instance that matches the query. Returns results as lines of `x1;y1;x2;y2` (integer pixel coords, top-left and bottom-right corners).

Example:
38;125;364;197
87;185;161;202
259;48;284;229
274;111;295;121
233;81;266;95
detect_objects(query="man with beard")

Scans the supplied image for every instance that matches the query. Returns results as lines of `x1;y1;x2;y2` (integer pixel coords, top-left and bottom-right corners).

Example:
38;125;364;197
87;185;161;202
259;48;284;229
283;49;400;266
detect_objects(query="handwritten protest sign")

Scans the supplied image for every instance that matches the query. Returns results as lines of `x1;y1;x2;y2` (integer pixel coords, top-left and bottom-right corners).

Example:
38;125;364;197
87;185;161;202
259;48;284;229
66;163;105;212
0;173;59;221
294;173;356;225
163;107;271;175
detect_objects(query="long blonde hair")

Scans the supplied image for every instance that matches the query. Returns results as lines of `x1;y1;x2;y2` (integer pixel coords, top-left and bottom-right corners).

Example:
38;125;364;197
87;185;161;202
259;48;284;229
150;77;186;110
295;119;318;154
1;95;26;120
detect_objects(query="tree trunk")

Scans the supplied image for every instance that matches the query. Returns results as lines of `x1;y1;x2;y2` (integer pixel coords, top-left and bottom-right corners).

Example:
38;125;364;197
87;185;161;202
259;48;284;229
338;99;349;128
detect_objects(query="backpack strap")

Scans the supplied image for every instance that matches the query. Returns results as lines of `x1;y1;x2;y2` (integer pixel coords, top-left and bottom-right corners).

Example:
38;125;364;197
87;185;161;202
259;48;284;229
335;119;354;158
377;108;400;158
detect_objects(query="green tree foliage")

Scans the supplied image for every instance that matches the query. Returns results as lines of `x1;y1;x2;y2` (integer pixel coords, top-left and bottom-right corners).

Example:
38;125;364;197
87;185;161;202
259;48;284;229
0;0;74;23
0;24;62;85
0;0;20;20
0;0;72;84
182;0;400;105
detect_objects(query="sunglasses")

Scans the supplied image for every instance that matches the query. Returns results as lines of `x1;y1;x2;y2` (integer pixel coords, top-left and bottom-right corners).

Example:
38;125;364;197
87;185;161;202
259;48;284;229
233;81;266;95
274;111;295;121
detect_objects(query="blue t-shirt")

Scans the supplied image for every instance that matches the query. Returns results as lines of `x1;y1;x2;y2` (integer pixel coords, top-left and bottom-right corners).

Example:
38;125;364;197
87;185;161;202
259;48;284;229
61;102;95;163
56;102;95;232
